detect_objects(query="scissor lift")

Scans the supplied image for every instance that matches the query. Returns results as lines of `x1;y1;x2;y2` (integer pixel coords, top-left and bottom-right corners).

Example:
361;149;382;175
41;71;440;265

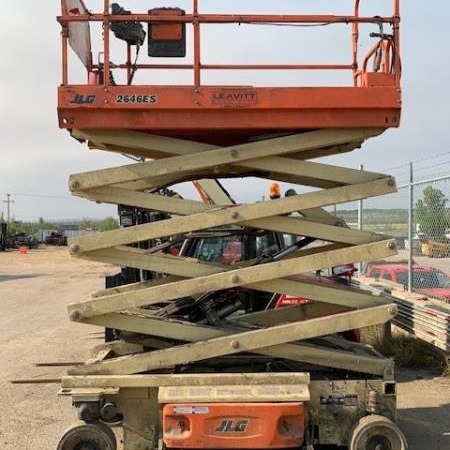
56;1;407;449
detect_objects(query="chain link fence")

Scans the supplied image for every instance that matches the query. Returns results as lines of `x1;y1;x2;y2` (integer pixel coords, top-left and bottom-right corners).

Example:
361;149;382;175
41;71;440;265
337;165;450;302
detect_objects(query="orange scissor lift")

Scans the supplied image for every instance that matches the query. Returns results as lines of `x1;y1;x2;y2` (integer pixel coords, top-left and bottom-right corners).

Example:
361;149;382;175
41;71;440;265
56;1;407;449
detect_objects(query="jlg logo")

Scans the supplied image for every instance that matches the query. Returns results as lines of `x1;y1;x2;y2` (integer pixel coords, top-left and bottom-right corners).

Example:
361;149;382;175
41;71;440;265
70;94;96;104
215;419;249;433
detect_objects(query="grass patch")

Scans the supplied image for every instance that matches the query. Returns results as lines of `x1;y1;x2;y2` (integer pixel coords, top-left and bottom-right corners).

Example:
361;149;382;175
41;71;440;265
362;325;448;374
389;332;448;375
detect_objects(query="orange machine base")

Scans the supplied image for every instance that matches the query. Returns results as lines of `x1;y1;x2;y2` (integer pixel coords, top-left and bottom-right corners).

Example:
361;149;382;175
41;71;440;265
163;402;306;449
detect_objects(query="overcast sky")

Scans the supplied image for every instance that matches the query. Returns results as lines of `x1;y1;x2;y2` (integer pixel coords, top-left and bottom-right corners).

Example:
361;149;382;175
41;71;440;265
1;1;449;221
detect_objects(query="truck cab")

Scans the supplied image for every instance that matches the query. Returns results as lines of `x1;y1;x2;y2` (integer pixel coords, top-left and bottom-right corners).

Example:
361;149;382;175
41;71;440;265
365;261;450;302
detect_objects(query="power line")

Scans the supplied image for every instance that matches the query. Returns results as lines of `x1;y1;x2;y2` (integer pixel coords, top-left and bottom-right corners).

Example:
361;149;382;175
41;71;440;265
379;150;450;172
388;169;409;178
0;192;72;200
379;163;409;173
413;150;450;166
410;159;450;173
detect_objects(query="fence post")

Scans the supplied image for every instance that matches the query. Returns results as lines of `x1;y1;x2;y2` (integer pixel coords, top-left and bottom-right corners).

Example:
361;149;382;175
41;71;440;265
358;164;363;276
408;162;413;292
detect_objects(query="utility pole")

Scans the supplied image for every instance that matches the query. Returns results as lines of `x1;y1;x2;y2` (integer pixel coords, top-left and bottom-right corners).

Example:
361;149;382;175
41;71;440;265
357;165;363;276
407;162;413;293
2;193;15;224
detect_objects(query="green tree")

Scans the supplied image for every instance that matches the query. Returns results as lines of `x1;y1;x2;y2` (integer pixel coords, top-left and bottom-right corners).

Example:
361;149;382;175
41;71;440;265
98;217;119;231
415;186;450;238
81;219;93;231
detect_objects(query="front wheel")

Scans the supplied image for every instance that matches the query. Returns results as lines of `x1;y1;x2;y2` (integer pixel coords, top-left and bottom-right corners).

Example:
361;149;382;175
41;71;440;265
349;415;408;450
57;420;116;450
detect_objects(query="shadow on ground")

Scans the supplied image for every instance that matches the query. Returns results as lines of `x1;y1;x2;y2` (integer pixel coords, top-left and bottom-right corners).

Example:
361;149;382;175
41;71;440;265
397;367;443;382
0;274;42;282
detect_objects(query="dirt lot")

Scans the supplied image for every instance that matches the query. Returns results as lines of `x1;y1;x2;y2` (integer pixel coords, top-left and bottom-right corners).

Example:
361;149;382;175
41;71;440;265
0;247;450;450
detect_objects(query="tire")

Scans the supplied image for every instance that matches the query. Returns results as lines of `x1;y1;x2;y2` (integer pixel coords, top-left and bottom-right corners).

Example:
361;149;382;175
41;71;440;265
349;415;408;450
57;420;116;450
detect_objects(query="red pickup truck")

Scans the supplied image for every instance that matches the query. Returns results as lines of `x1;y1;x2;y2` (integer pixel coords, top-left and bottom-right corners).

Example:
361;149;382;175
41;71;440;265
364;262;450;302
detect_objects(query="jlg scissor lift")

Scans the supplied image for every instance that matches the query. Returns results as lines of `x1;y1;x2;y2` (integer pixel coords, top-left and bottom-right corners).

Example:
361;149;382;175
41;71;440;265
56;1;407;449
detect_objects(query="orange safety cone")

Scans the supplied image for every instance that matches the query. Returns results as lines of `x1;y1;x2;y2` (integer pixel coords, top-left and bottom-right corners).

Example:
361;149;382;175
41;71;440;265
19;246;28;254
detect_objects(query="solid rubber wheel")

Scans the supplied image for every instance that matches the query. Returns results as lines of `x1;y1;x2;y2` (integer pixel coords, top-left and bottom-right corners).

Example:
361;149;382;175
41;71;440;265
349;415;408;450
57;421;116;450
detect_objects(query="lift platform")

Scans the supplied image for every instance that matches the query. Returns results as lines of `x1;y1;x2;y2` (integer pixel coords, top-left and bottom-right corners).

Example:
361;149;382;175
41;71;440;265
56;2;407;450
58;0;401;145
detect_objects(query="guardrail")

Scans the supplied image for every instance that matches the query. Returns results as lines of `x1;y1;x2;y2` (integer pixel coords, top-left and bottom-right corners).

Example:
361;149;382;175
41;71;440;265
58;0;401;88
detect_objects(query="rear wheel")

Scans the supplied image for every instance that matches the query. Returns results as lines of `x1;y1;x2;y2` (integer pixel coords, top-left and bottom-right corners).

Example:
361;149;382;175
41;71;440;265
57;421;116;450
349;415;408;450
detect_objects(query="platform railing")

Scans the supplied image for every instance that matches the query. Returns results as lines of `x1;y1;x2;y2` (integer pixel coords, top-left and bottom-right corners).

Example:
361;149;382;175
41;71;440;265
58;0;401;88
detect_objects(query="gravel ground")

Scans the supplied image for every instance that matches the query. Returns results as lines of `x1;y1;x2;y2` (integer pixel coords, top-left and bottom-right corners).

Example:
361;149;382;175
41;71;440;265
0;246;449;450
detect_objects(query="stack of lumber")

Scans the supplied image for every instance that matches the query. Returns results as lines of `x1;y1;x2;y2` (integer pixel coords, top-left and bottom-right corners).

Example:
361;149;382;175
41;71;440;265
357;277;450;353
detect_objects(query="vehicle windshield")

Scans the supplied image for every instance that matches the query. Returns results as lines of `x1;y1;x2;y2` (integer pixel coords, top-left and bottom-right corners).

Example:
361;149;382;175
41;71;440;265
397;270;450;289
191;232;281;264
432;272;450;288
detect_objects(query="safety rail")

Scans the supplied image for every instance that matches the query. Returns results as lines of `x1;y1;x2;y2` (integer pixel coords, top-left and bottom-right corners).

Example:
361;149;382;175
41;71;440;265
58;0;401;88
